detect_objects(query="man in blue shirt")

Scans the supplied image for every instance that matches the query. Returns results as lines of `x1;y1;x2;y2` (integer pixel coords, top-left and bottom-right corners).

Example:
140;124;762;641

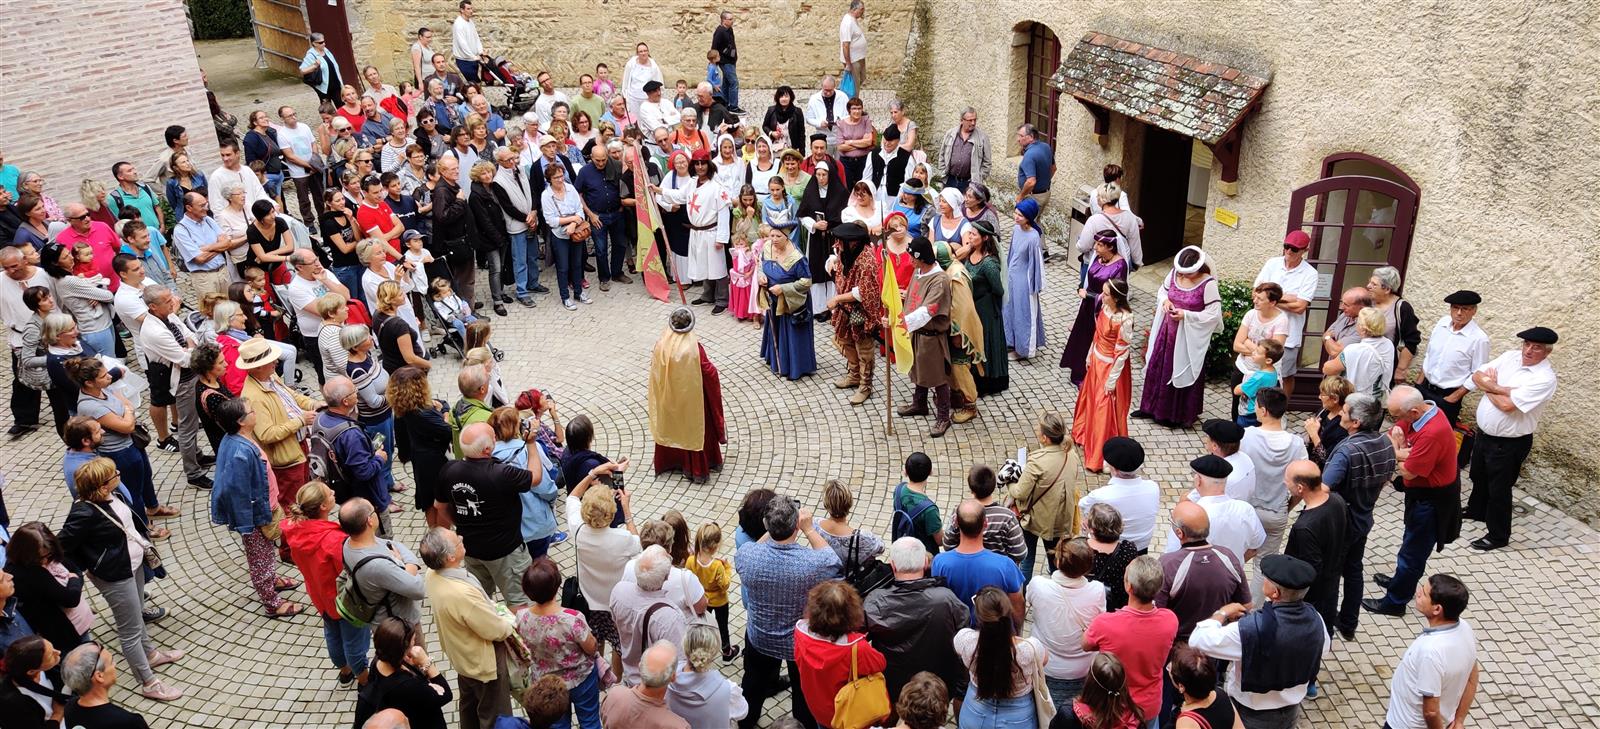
931;499;1025;628
1015;123;1055;208
169;191;234;297
574;144;629;292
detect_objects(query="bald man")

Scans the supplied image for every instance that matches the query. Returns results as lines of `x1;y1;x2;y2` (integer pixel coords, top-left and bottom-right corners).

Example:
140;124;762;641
1156;500;1252;642
1284;459;1346;640
931;499;1025;628
314;376;393;534
435;421;536;608
55;201;124;288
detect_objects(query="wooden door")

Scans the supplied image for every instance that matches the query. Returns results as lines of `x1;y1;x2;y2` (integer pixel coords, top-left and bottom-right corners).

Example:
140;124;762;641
1284;173;1419;407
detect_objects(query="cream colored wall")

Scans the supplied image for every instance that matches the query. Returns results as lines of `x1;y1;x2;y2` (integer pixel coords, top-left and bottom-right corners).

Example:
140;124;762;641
347;0;912;93
924;0;1600;520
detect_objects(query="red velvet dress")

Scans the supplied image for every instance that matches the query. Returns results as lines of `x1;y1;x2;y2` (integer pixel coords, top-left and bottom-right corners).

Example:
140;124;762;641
652;344;727;480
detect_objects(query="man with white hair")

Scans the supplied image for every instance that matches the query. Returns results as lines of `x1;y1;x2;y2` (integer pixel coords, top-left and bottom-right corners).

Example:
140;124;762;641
1167;454;1264;565
1365;385;1459;617
491;147;543;306
61;643;151;726
421;527;516;729
138;286;212;488
610;545;690;686
863;536;969;704
1077;436;1160;550
315;376;392;533
1;246;51;437
602;639;689;729
436;421;535;608
691;81;733;138
638;80;678;145
1320;391;1395;639
282;247;352;380
168;191;235;297
805;75;851;151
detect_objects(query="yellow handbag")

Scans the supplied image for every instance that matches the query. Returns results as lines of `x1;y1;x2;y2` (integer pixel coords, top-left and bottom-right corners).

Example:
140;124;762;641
832;642;891;729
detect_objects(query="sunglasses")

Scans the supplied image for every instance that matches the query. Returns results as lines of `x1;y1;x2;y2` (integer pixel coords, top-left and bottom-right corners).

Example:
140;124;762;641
67;214;91;221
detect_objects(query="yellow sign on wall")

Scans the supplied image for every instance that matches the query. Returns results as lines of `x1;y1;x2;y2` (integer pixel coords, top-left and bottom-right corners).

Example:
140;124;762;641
1214;207;1240;228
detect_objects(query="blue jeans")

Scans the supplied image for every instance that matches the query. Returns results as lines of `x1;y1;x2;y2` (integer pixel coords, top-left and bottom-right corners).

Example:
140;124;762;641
104;445;157;513
334;265;366;307
550;666;602;729
361;417;396;490
1382;496;1438;608
1236;412;1260;428
721;63;739;109
264;172;284;199
1045;676;1085;714
321;614;372;676
80;327;116;359
455;59;481;85
959;683;1037;728
525;536;551;559
509;230;540;296
551;235;585;301
592;211;625;280
1021;530;1059;581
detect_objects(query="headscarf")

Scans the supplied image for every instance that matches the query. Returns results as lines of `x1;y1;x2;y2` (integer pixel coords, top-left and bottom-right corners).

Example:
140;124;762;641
1016;198;1040;226
715;133;738;163
938;187;964;217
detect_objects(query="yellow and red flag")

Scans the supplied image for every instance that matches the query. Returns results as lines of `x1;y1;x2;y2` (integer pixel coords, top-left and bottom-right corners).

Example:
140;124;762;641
881;254;913;374
630;143;671;302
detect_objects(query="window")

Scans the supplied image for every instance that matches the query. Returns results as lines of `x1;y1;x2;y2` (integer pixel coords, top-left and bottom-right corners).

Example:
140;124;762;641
1023;24;1061;146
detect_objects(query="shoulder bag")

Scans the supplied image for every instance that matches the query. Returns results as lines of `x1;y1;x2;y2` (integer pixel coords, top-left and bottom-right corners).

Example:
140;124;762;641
1029;638;1058;726
1011;456;1069;524
844;530;894;598
88;500;161;570
832;642;890;729
560;525;591;616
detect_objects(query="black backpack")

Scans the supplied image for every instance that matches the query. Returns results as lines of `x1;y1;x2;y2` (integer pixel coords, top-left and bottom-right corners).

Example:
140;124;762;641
308;418;360;501
334;540;392;628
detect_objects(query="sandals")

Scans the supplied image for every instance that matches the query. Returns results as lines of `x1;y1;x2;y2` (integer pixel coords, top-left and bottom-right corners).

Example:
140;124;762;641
387;502;404;513
273;577;303;592
149;526;172;541
147;505;181;519
267;602;305;619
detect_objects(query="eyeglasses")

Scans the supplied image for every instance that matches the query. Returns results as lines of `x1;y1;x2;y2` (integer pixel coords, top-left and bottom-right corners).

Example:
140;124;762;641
356;157;373;163
67;214;90;221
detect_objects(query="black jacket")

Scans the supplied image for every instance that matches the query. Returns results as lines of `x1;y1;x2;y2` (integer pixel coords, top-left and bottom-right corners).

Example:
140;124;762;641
695;98;734;137
862;576;970;701
467;181;509;252
58;493;148;583
4;561;87;653
431;179;472;256
711;25;737;64
762;104;806;152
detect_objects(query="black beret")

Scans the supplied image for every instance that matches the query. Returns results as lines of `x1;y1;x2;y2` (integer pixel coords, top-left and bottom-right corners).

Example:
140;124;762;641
809;132;828;143
909;236;935;264
1443;290;1481;306
1103;437;1145;472
1190;454;1233;479
642;80;663;93
881;123;900;141
1261;554;1317;590
1202;418;1245;444
832;221;869;242
1517;326;1558;345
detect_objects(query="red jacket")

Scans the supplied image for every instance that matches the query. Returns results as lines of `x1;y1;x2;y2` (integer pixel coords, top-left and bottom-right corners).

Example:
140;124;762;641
794;623;887;728
281;517;347;617
217;334;246;395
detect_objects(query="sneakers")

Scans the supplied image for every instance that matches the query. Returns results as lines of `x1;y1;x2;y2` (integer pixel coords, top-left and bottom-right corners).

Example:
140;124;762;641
157;437;179;453
722;643;742;661
147;648;185;668
337;671;356;690
583;261;596;272
530;284;551;294
518;296;536;308
549;531;569;545
711;305;726;314
140;679;183;701
188;475;214;489
577;292;593;305
143;606;168;623
563;299;578;311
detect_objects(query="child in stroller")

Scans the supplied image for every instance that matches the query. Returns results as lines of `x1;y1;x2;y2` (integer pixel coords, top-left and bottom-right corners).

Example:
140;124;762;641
477;54;536;116
428;276;474;358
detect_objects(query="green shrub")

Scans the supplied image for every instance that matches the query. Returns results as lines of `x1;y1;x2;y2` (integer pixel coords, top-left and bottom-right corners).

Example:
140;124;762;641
1206;279;1254;378
189;0;252;40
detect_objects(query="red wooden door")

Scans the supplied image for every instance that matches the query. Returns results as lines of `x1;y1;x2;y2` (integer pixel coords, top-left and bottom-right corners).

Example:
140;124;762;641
1283;174;1418;407
306;0;362;93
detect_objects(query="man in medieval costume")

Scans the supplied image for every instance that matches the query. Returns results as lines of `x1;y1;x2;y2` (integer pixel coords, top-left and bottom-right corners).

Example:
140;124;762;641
895;237;954;437
825;221;884;406
648;307;727;482
655;149;734;313
943;242;986;423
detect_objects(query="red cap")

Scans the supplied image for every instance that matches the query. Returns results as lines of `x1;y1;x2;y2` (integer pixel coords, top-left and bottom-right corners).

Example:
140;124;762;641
1283;230;1311;250
690;148;712;162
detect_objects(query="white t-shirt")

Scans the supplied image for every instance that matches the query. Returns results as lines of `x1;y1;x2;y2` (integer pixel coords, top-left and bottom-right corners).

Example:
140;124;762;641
0;268;54;347
1252;257;1319;347
403;250;432;290
839;13;867;63
1025;575;1105;679
284;273;335;335
1386;620;1478;729
276;122;318;178
953;630;1043;698
1234;309;1290;373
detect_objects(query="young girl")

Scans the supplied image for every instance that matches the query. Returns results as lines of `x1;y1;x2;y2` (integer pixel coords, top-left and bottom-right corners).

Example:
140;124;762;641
464;318;505;363
429;277;477;345
593;62;616;98
878;212;914;300
463;347;509;408
761;176;799;246
70;243;103;282
729;185;761;321
688;522;740;661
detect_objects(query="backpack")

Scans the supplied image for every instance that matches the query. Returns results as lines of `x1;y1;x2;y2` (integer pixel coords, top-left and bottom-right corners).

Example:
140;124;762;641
109;182;159;215
891;484;937;543
308;417;361;501
334;539;391;628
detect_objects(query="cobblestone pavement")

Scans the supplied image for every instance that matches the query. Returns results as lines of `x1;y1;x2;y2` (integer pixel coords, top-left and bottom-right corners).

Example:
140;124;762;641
0;40;1591;728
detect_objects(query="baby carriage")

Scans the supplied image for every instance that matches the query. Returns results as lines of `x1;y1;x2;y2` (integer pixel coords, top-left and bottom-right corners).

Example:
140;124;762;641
478;54;536;117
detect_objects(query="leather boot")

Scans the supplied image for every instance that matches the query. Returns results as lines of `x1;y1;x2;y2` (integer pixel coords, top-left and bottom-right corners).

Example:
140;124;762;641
849;382;872;405
850;339;875;405
835;342;859;389
897;387;929;417
930;385;952;437
952;406;978;424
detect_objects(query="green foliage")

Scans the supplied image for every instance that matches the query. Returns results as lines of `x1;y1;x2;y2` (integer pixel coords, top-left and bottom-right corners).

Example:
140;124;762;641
189;0;252;41
1206;279;1255;378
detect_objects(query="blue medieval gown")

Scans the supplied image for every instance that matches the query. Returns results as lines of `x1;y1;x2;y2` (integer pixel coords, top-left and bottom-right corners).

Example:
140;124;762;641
759;246;818;380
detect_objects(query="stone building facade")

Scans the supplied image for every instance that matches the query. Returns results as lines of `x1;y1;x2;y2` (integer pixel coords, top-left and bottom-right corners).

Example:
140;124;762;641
346;0;911;93
0;0;217;199
913;0;1600;520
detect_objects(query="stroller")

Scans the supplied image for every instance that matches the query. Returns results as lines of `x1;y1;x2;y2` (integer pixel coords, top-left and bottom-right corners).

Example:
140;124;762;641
477;54;536;117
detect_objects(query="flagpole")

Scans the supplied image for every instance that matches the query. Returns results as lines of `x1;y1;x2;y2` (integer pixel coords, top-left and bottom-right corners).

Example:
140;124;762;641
634;141;688;305
882;237;893;436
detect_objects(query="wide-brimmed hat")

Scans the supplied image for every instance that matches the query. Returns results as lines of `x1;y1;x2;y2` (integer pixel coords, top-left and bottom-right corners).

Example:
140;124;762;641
237;336;281;369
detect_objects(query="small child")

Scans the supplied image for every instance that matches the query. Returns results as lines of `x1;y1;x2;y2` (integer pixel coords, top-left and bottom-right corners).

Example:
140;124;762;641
688;522;740;661
1235;339;1285;427
429;277;477;345
593;62;616;98
705;50;724;97
70;242;101;280
672;79;691;109
728;185;761;321
402;233;433;326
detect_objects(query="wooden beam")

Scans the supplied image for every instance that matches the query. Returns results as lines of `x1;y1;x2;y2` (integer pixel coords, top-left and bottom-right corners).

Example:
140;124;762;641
1074;99;1111;136
1208;129;1241;184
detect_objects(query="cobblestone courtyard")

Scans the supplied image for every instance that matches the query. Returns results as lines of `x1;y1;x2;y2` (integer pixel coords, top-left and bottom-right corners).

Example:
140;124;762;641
0;39;1595;728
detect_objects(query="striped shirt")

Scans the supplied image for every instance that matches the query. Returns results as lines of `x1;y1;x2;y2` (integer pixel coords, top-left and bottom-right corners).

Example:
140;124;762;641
1322;429;1397;534
940;502;1027;562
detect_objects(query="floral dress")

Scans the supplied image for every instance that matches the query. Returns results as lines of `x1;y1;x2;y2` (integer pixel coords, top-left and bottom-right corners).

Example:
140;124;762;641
515;607;595;689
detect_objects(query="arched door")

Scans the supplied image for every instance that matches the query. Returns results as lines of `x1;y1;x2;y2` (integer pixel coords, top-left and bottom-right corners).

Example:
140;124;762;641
1284;172;1419;405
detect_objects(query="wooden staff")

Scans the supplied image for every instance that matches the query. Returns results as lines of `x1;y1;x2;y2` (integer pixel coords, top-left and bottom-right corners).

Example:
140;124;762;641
881;234;893;436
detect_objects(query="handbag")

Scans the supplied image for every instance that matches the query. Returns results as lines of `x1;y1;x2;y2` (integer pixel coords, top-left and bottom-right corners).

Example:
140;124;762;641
89;500;161;570
1030;641;1058;727
130;422;153;451
832;642;890;729
568;219;593;243
560;527;591;616
844;531;894;598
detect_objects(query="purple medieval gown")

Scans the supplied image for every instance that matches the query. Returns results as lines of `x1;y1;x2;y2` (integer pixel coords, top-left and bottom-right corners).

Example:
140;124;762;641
1059;256;1128;385
1138;274;1216;425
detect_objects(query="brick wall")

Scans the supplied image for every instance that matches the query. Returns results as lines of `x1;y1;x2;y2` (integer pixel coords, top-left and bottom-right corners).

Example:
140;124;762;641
0;0;218;201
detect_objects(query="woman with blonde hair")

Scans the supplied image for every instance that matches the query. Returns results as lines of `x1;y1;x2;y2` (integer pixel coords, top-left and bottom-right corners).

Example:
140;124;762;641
565;481;638;678
1015;410;1077;578
667;622;750;727
314;292;351;383
466;160;511;314
812;479;884;566
280;480;372;688
57;457;186;701
372;280;429;373
164;152;208;213
80;178;117;227
359;239;420;334
1321;306;1395;400
388;366;451;524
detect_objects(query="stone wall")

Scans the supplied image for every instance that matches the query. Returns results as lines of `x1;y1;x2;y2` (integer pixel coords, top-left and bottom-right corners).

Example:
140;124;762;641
921;0;1600;521
347;0;911;93
0;0;217;199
